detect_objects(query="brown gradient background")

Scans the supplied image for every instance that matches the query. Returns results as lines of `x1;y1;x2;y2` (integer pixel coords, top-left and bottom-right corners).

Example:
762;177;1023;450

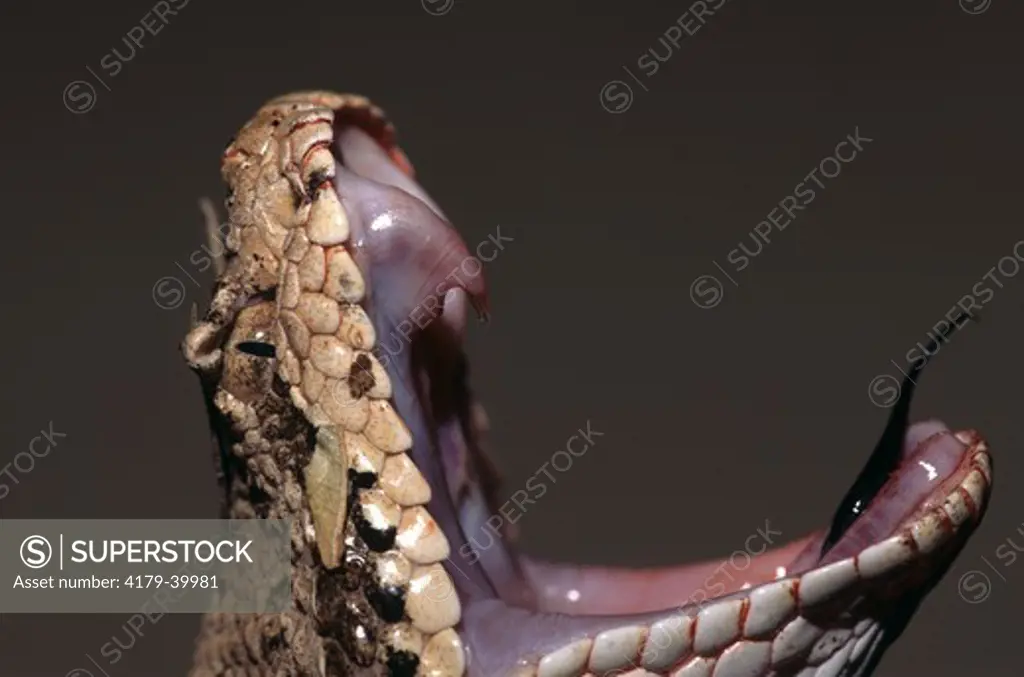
0;0;1021;675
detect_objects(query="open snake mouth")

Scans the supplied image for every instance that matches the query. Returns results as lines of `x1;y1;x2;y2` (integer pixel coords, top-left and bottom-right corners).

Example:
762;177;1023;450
195;93;993;677
330;114;992;676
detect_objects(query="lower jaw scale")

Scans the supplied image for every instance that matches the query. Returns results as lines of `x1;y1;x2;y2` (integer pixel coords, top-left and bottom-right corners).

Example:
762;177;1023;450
492;433;990;677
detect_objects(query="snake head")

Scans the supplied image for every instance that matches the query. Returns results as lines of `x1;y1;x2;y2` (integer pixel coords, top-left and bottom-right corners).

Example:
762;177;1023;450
186;92;994;677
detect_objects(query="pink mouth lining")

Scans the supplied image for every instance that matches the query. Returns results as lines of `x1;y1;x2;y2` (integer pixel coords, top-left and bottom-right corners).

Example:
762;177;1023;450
327;118;990;676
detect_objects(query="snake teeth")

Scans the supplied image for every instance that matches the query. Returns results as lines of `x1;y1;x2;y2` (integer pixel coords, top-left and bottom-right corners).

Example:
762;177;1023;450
305;427;348;570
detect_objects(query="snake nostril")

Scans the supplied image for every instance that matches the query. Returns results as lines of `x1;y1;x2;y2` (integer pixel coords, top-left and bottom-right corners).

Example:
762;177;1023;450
235;341;276;358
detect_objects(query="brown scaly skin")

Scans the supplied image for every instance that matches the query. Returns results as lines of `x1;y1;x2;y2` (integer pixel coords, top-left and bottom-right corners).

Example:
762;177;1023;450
183;92;453;676
184;216;326;675
186;297;403;676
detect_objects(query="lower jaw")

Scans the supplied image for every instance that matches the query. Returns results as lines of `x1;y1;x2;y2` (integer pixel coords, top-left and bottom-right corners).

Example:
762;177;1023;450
446;428;990;677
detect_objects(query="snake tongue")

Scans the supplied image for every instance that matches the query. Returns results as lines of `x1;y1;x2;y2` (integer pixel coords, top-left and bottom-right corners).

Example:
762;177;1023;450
447;423;984;677
821;312;973;555
787;420;971;572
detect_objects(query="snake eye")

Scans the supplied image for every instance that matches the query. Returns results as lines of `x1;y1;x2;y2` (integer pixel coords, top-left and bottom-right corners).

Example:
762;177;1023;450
235;341;276;358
